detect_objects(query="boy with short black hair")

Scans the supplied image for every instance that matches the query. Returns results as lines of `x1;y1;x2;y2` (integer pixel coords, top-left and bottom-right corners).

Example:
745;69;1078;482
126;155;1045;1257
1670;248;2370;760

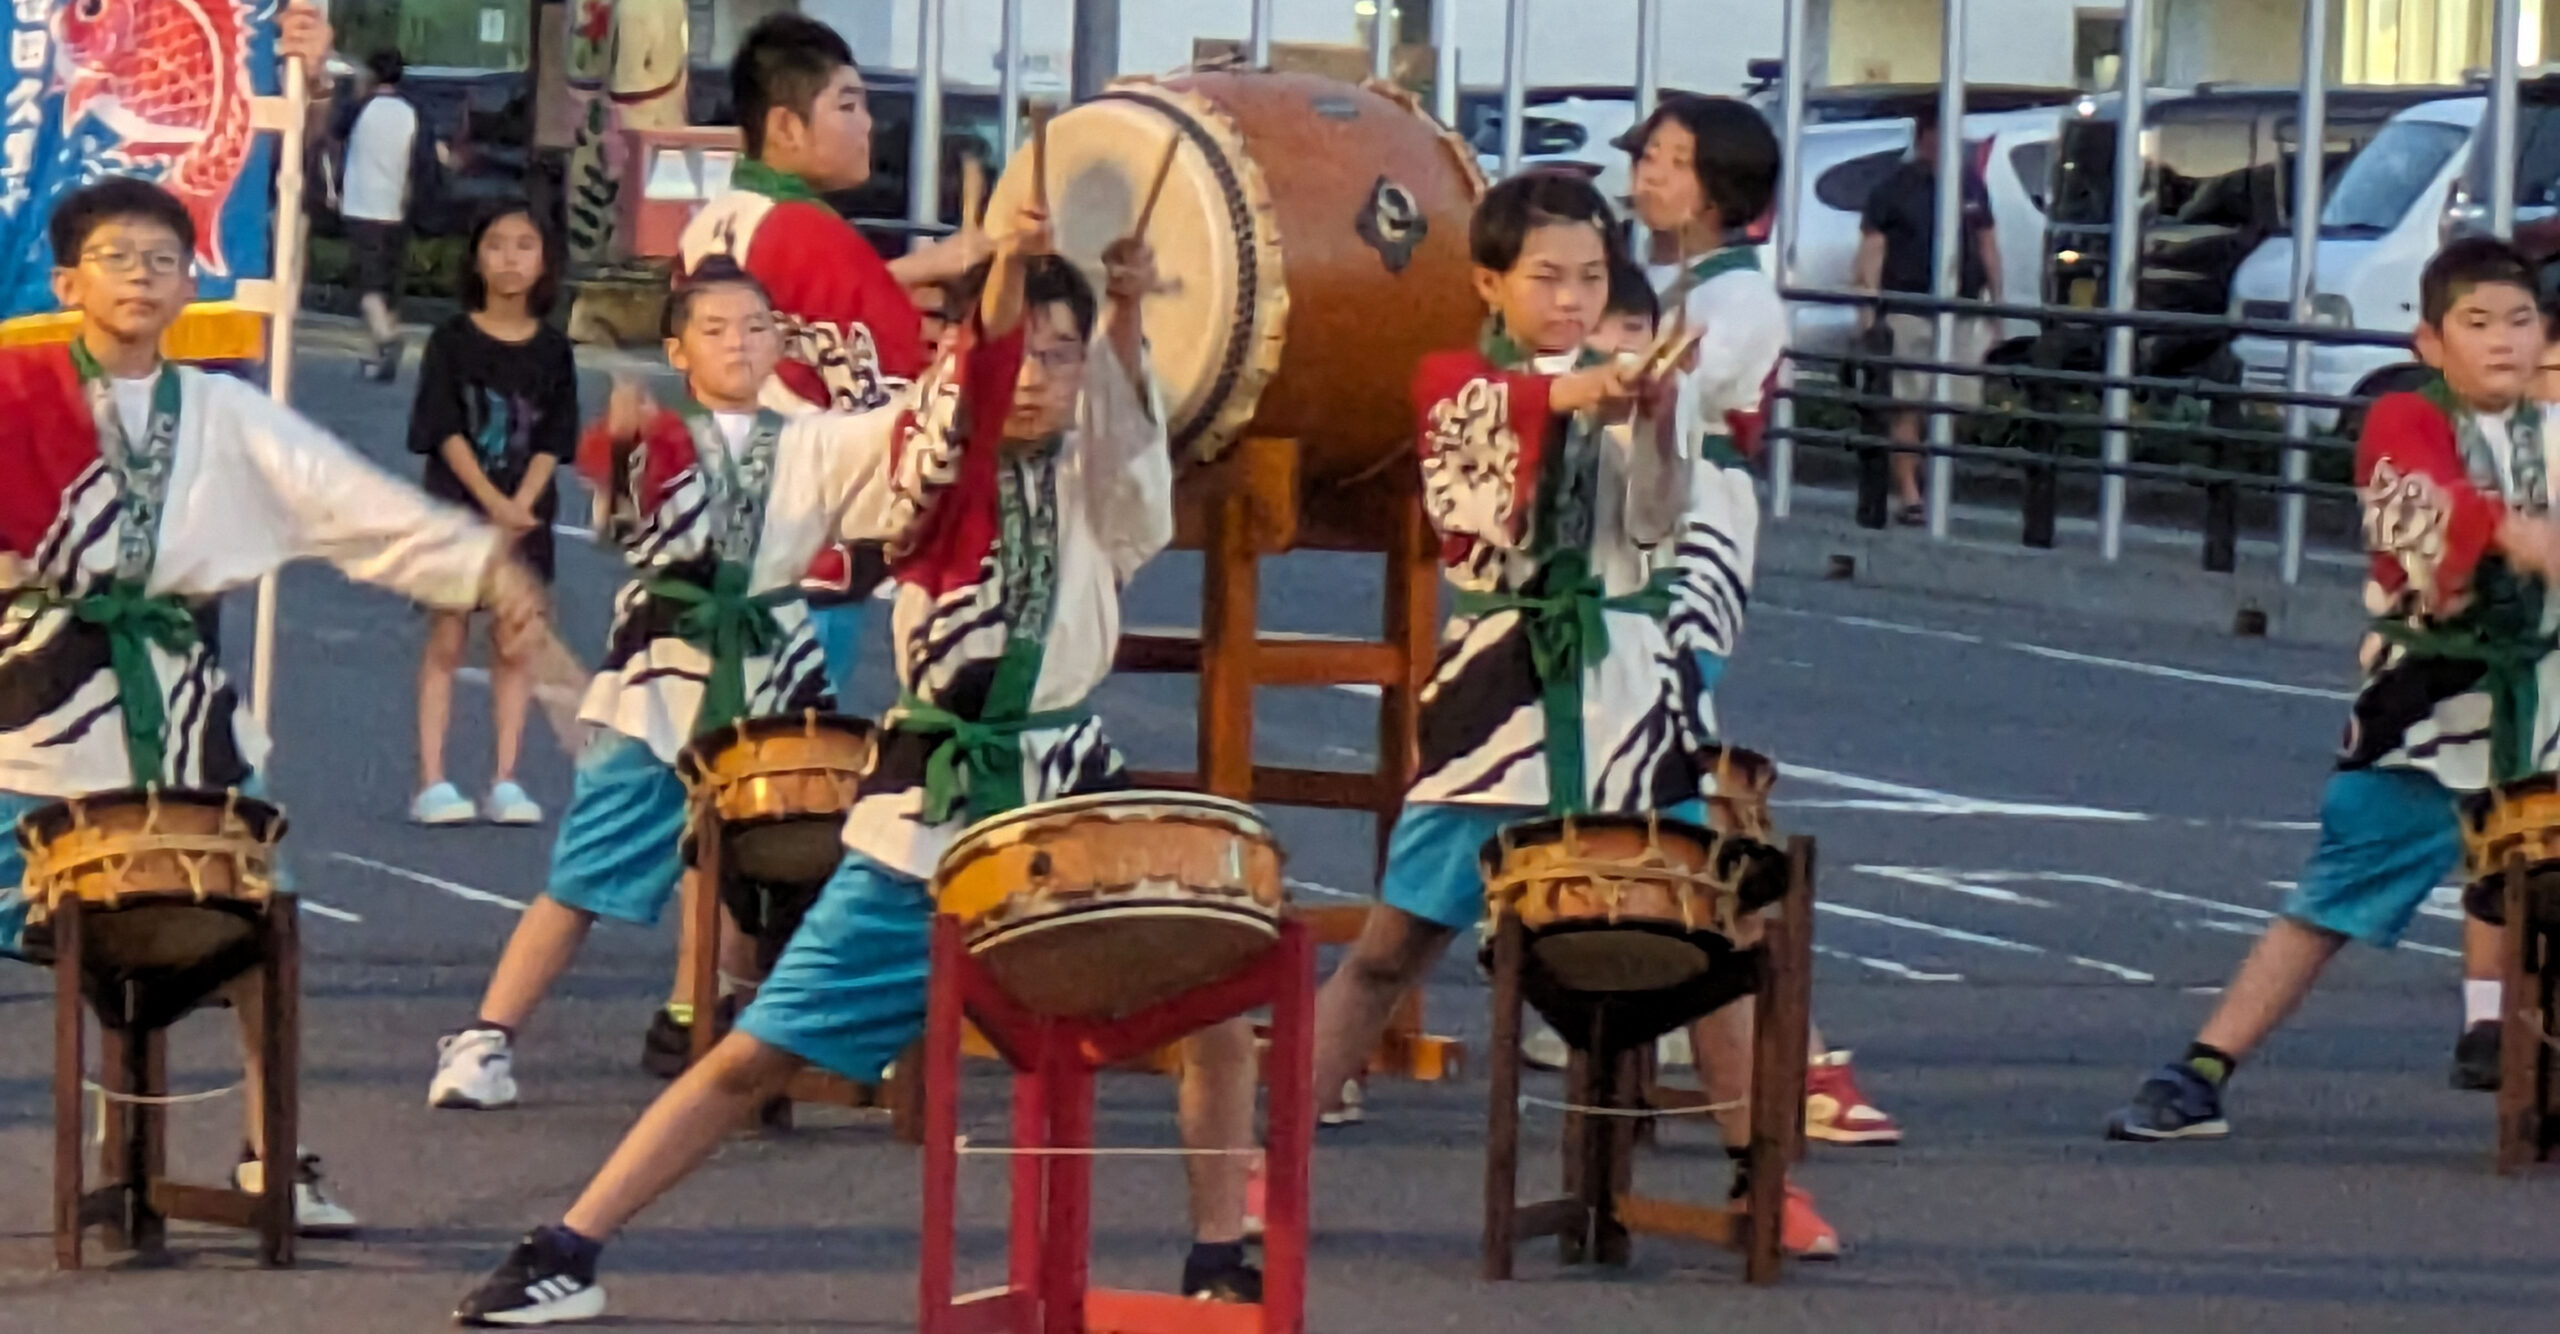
455;221;1266;1326
1;174;545;1235
2109;237;2560;1141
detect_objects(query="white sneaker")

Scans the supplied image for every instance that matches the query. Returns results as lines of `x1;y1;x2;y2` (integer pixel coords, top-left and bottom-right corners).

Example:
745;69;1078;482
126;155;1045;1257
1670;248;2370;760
431;1028;519;1110
1318;1079;1365;1127
1656;1028;1694;1068
411;781;475;826
483;781;543;826
1521;1018;1570;1072
233;1150;359;1236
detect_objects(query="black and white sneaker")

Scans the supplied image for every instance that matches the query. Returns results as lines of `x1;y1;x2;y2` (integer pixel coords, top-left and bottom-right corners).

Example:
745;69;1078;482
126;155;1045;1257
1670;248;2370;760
455;1228;606;1326
1181;1242;1263;1304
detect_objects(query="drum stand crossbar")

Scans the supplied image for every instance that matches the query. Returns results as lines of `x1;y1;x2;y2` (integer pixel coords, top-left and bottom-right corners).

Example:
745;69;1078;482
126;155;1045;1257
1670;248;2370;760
49;896;301;1269
1115;436;1461;1083
919;914;1314;1334
1482;838;1815;1286
2492;855;2560;1171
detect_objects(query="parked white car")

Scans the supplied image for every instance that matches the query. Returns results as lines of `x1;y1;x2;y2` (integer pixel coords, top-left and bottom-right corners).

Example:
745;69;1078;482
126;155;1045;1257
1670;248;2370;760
2229;96;2478;425
1787;106;2064;357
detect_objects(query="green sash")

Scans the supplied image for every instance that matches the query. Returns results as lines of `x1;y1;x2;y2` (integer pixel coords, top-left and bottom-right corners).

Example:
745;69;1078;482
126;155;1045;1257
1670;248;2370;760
730;159;824;205
645;562;797;739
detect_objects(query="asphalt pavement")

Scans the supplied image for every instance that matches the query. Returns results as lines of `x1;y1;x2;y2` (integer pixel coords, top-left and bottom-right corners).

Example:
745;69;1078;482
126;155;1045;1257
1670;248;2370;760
2;326;2555;1333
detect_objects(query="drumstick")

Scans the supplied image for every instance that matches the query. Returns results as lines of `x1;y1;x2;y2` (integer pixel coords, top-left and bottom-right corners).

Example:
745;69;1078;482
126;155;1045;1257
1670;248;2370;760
525;623;594;756
960;153;988;231
1129;129;1182;240
1029;104;1054;215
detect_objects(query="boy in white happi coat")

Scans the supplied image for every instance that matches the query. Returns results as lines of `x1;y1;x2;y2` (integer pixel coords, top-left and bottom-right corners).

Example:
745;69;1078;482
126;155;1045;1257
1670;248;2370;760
0;175;547;1233
454;234;1269;1326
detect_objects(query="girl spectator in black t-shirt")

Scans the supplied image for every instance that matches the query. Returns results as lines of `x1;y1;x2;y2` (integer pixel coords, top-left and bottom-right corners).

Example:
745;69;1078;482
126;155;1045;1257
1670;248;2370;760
408;203;576;826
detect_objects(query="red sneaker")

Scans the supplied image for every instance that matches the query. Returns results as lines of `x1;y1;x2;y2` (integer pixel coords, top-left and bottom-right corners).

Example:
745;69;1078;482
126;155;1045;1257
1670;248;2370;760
1781;1183;1843;1259
1805;1049;1902;1146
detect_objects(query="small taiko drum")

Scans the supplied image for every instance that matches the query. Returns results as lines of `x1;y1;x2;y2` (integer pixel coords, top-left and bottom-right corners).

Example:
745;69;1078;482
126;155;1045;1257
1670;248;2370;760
933;791;1287;1020
1482;805;1789;996
2458;775;2560;925
676;711;874;887
985;69;1485;484
17;787;284;976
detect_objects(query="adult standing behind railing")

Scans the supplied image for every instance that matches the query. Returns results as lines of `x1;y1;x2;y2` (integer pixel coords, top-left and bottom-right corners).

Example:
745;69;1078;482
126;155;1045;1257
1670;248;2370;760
1853;104;2001;527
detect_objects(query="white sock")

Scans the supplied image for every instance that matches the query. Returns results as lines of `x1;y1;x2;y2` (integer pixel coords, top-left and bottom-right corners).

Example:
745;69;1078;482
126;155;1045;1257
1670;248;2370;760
2465;979;2504;1029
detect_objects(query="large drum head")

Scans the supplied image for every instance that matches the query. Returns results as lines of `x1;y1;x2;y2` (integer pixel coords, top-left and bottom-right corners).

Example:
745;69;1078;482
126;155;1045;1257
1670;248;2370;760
971;904;1280;1021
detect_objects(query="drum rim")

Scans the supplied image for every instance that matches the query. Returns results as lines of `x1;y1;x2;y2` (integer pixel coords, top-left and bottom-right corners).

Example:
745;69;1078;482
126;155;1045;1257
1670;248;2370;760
1474;811;1725;876
946;787;1277;847
15;786;286;846
673;709;878;777
965;897;1285;952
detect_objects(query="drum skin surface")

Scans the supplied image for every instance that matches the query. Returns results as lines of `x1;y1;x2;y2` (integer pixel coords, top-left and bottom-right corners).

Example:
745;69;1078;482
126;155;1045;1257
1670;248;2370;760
677;711;874;887
1484;814;1734;994
986;70;1485;480
934;791;1286;1020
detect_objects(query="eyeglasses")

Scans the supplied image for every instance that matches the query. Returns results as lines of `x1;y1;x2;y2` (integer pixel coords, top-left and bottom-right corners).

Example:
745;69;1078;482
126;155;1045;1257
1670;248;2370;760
79;246;191;278
1027;346;1087;373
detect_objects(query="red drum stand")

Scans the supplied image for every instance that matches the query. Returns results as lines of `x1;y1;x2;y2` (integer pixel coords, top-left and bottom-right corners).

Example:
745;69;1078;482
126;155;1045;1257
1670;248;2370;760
919;914;1315;1334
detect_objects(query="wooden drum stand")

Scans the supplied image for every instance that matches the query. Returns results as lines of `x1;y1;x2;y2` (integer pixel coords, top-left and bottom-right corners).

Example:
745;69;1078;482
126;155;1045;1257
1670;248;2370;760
2490;854;2560;1170
49;896;302;1269
1481;839;1816;1285
1115;436;1463;1083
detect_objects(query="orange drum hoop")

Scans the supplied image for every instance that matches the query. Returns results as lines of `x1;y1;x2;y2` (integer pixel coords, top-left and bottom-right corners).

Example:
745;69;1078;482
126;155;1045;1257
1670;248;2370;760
2461;774;2560;887
16;786;285;972
675;710;874;885
1481;805;1784;994
934;791;1287;1020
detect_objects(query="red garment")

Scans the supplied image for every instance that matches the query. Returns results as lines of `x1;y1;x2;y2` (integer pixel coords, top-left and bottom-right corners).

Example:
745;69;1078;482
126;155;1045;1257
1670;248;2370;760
1412;348;1557;566
2354;390;2506;611
0;344;101;558
573;405;693;511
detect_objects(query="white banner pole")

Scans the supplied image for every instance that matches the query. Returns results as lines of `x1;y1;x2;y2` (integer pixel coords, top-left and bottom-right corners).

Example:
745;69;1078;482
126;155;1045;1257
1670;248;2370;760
252;38;315;729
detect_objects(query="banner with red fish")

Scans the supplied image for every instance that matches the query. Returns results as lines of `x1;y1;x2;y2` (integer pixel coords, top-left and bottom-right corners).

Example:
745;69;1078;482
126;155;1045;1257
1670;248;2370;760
0;0;283;323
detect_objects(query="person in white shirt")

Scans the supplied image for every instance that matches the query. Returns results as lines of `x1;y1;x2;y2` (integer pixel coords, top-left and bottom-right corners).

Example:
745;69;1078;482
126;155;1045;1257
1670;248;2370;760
341;49;423;381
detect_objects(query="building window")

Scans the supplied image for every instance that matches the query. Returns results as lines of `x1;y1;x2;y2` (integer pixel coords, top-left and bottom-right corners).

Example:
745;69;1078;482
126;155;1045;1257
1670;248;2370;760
337;0;532;72
2074;8;2125;90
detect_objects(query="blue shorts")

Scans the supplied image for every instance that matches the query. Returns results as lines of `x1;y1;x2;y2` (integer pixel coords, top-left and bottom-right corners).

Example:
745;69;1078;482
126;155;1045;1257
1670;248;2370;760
807;600;869;711
2;773;277;958
2280;766;2463;949
1381;798;1709;932
545;732;691;927
735;851;932;1082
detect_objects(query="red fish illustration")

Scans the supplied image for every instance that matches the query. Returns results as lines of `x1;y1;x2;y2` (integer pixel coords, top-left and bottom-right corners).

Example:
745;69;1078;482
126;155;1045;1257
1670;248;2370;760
53;0;256;277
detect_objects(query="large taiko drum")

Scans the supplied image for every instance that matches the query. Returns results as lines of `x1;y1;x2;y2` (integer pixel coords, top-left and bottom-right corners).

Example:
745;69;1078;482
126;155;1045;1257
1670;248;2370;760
986;70;1486;480
933;791;1288;1020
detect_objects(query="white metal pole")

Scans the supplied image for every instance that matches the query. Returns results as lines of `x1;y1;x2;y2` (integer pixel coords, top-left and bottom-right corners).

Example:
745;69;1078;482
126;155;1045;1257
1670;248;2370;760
2278;0;2327;586
2099;0;2149;562
2491;0;2523;237
252;51;315;728
1635;0;1662;115
909;0;946;230
1500;0;1528;177
998;0;1023;169
1431;0;1458;126
1249;0;1275;66
1923;0;1965;540
1770;0;1809;519
1370;0;1394;79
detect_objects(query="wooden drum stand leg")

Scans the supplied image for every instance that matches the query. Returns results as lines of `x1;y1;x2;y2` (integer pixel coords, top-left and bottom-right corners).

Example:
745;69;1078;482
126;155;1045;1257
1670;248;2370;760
1481;913;1527;1280
686;808;724;1070
2497;853;2550;1173
1743;839;1816;1285
256;896;303;1268
52;897;86;1270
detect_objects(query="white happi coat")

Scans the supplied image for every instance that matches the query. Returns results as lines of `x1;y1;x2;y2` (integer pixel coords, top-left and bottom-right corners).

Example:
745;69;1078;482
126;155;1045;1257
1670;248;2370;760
1651;249;1785;696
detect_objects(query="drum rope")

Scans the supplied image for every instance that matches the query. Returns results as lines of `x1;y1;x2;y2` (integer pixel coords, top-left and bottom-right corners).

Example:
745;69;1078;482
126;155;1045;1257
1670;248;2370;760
952;1135;1259;1158
82;1078;245;1147
1514;1092;1743;1119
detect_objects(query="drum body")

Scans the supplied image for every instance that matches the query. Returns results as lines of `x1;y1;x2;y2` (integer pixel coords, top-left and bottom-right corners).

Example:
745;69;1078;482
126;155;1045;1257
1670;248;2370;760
985;71;1485;484
2459;775;2560;925
676;711;874;887
17;788;285;1029
934;791;1287;1020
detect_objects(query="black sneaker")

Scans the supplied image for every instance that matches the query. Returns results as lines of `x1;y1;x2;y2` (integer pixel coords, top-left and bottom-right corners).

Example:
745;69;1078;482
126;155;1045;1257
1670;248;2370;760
2452;1021;2504;1092
1181;1243;1263;1303
640;997;739;1079
455;1229;606;1326
2104;1063;2230;1142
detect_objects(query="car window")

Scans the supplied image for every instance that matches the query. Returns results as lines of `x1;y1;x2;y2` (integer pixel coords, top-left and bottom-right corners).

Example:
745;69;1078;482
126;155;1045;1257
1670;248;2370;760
1814;150;1903;213
2154;116;2256;225
1470;114;1587;158
2321;118;2466;234
2007;141;2052;211
2516;106;2560;208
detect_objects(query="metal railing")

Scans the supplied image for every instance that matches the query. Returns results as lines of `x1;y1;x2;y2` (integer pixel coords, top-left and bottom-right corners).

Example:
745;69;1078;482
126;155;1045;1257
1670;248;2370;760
1767;287;2416;574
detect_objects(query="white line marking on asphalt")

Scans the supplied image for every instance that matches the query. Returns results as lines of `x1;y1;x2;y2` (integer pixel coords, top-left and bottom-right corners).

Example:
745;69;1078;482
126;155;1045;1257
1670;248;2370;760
1815;901;2152;980
1812;944;1965;982
1781;765;2149;822
1951;868;2272;921
2238;820;2323;832
328;853;528;911
1826;614;1985;645
2270;880;2469;923
1992;644;2355;701
1856;864;2056;907
300;901;363;922
1286;878;1366;902
2201;907;2461;957
554;522;596;541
